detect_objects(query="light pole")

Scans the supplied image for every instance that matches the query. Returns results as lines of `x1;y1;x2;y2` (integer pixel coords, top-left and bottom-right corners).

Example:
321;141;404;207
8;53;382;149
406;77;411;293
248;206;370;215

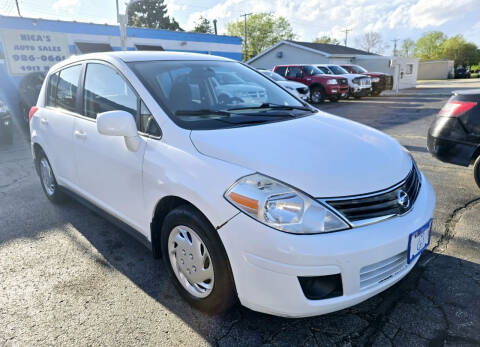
116;0;140;51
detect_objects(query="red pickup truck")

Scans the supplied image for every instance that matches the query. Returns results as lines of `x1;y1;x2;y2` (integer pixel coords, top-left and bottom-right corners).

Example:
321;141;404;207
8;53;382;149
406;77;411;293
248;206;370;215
273;65;349;103
340;64;393;96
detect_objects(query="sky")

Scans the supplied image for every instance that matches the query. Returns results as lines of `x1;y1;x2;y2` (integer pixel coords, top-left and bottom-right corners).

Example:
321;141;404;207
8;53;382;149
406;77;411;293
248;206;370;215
1;0;480;55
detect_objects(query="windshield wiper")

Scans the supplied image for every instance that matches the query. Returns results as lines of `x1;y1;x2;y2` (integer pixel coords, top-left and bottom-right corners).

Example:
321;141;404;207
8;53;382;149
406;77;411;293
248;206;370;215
228;103;315;112
175;109;231;117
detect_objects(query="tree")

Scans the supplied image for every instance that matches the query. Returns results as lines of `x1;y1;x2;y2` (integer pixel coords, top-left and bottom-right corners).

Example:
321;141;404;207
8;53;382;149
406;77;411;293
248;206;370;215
414;31;446;60
355;32;387;54
313;36;340;45
227;13;296;61
400;39;416;57
193;16;213;34
128;0;182;31
439;35;480;66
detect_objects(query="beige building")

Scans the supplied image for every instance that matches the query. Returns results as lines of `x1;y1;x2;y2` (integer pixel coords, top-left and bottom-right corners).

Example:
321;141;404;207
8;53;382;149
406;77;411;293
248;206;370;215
418;60;454;80
247;40;419;89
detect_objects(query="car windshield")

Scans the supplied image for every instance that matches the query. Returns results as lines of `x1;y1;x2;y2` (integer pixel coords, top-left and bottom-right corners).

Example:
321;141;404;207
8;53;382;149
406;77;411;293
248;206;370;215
317;66;332;74
261;70;286;82
128;60;313;130
350;65;368;73
303;65;324;76
328;65;349;75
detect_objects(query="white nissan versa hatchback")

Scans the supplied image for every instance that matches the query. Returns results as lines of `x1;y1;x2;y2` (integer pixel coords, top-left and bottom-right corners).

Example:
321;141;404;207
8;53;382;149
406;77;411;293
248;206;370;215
30;52;436;318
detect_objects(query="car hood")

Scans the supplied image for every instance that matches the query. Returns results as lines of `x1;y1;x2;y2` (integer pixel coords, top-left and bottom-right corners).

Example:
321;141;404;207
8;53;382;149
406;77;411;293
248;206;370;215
190;112;412;197
277;80;308;89
365;72;388;77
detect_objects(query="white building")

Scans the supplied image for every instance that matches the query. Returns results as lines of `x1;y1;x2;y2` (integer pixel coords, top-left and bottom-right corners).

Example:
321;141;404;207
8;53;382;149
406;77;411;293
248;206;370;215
418;60;454;80
247;40;419;90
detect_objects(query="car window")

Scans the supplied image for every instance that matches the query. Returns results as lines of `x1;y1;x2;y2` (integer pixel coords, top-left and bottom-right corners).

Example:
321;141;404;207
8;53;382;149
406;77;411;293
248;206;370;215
56;65;81;113
286;67;302;77
128;60;309;130
317;66;331;74
83;63;137;119
139;101;162;137
304;66;323;76
274;66;287;76
46;72;59;107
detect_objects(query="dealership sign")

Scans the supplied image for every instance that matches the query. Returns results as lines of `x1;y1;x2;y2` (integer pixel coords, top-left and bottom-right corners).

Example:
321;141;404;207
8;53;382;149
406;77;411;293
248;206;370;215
1;29;70;76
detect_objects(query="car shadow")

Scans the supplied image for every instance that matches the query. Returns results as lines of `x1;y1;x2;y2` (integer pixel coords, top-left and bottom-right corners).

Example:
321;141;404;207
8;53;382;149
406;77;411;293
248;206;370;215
58;196;480;345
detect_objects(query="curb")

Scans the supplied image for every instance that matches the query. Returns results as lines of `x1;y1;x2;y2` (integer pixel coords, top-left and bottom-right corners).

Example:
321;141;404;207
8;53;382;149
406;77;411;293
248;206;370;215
380;92;452;97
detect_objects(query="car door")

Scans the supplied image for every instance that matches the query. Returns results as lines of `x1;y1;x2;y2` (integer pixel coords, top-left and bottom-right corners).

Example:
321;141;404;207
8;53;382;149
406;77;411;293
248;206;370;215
72;62;147;232
39;64;82;187
286;66;305;83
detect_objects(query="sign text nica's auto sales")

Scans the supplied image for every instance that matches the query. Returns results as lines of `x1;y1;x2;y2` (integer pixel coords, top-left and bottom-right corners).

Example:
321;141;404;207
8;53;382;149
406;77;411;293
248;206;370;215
1;29;70;76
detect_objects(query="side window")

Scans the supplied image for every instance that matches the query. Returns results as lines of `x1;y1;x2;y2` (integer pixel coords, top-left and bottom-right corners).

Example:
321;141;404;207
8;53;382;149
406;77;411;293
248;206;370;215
275;66;287;76
83;63;137;119
46;72;59;107
56;65;81;113
139;101;162;138
286;66;301;77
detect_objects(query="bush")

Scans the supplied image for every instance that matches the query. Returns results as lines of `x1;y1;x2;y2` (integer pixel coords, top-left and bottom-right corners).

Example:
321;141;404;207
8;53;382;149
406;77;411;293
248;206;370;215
471;73;479;78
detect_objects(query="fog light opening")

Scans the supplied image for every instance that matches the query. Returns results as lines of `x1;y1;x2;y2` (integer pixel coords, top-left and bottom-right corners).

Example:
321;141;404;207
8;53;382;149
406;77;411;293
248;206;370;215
298;274;343;300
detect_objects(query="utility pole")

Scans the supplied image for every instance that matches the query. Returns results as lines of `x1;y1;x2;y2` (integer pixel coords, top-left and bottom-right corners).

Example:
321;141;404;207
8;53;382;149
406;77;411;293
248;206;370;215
342;28;352;47
391;38;399;56
213;19;218;35
14;0;22;17
240;13;252;61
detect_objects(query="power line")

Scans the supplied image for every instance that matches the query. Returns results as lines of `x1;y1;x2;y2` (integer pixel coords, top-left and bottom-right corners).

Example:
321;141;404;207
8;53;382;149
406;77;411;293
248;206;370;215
14;0;20;16
341;28;352;47
240;12;252;61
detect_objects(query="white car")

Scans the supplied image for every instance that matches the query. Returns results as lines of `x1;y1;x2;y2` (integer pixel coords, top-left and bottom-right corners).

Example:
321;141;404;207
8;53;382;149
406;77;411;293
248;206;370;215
317;64;372;98
258;69;310;101
30;52;436;318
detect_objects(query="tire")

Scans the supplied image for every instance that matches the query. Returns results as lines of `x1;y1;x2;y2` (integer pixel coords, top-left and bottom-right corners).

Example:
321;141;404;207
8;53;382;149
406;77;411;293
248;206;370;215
310;87;325;104
474;156;480;189
161;205;237;314
36;151;66;203
329;97;339;102
371;90;381;97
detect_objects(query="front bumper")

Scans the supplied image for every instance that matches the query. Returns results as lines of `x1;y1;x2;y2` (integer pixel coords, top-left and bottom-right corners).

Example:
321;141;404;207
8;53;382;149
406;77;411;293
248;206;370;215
218;173;436;317
351;85;372;96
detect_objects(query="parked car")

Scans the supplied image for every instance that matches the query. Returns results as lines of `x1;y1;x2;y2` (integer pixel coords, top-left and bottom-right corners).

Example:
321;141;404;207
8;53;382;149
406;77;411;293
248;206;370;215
18;72;46;124
454;67;471;79
31;51;435;318
340;64;394;96
0;98;13;145
210;72;268;105
258;69;310;101
318;64;372;99
428;90;480;188
273;64;348;103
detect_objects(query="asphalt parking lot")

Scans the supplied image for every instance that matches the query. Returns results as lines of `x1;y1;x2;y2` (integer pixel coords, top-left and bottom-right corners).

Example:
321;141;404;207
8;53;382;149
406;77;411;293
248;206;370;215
1;95;480;346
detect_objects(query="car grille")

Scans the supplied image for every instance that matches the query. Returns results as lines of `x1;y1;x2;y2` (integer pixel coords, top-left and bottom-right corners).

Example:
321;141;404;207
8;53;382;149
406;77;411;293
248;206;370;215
339;78;348;86
325;165;421;224
296;87;309;94
360;251;407;290
359;77;371;87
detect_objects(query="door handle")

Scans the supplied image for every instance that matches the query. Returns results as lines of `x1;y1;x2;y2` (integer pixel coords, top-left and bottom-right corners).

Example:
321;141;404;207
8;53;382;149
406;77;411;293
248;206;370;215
74;130;87;139
40;118;48;124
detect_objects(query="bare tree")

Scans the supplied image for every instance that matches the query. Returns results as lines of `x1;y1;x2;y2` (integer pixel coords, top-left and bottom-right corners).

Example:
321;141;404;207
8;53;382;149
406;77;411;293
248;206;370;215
355;32;388;54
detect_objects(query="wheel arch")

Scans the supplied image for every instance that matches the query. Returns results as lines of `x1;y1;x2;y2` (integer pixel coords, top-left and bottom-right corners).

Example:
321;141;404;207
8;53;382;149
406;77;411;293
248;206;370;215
150;195;217;259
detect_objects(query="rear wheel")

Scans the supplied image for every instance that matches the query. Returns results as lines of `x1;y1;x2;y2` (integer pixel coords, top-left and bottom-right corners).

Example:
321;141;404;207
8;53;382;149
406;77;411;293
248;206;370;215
474;156;480;189
161;205;236;314
310;87;325;104
37;151;66;203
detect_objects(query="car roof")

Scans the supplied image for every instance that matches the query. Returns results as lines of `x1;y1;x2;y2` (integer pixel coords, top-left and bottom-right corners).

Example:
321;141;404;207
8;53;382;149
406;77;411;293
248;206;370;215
49;51;235;72
454;89;480;95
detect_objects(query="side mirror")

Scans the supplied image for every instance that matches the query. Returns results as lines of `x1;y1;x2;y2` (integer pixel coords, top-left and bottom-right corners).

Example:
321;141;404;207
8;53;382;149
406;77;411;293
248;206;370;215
97;110;141;152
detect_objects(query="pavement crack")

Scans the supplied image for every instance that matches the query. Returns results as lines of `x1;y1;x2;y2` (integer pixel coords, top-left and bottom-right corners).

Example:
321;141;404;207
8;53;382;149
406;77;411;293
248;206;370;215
432;197;480;254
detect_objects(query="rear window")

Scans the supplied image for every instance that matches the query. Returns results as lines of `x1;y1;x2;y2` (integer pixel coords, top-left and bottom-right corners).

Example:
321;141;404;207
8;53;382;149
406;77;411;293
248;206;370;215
56;65;82;113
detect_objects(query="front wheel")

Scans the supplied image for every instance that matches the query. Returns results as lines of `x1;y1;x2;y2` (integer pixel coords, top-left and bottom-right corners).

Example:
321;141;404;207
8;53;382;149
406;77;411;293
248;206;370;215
161;205;236;314
474;156;480;189
310;87;325;104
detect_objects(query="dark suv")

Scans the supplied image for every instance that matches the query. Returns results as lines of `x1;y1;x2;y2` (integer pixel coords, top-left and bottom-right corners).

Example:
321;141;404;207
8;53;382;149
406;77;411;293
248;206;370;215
341;64;393;96
273;65;349;103
428;90;480;188
455;67;471;79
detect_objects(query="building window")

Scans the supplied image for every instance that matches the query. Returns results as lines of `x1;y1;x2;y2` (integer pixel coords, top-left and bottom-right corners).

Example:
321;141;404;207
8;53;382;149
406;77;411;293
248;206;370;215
406;64;414;75
135;44;164;51
75;42;113;54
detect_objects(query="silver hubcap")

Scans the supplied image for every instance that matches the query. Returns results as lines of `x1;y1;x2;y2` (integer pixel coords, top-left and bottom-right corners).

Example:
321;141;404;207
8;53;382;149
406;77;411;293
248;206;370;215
312;91;322;103
39;157;55;196
168;226;214;298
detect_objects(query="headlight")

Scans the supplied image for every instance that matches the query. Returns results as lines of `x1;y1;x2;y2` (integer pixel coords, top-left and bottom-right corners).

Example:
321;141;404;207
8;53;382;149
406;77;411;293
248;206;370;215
371;77;380;83
225;174;349;234
326;79;338;85
352;77;360;84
